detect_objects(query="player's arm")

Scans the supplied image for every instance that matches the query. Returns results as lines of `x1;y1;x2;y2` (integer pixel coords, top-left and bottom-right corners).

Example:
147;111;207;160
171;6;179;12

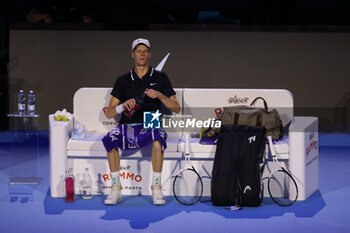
161;95;181;113
104;96;120;119
146;89;181;113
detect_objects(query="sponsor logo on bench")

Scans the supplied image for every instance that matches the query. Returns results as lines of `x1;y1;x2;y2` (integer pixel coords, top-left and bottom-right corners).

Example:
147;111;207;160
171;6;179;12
228;95;249;104
306;140;318;156
103;121;118;126
306;139;318;167
102;172;143;183
214;107;227;118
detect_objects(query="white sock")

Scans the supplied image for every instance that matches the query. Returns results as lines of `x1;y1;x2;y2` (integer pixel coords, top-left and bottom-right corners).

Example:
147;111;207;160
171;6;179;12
153;172;161;186
111;171;120;186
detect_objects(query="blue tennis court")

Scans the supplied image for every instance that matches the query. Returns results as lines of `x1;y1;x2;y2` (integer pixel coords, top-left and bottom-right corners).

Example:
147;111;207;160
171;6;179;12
0;131;349;233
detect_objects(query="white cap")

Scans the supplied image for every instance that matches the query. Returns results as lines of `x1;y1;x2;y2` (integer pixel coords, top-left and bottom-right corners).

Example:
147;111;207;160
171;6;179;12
132;38;151;50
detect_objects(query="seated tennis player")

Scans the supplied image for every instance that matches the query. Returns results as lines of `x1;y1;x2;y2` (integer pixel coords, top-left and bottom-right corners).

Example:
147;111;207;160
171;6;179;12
102;38;180;205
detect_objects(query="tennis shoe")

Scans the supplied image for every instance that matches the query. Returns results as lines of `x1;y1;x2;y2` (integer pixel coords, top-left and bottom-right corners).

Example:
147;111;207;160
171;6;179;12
104;184;123;205
151;184;166;205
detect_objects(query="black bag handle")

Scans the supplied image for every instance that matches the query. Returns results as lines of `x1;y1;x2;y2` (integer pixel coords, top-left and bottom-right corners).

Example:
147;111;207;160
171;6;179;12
250;97;268;111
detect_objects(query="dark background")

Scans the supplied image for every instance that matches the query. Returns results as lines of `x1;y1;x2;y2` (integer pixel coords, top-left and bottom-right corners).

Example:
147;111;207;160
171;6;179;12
1;0;350;26
1;0;350;132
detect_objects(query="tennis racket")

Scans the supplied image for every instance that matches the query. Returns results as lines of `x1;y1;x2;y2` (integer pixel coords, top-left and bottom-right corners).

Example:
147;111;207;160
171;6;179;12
267;136;298;206
173;134;203;205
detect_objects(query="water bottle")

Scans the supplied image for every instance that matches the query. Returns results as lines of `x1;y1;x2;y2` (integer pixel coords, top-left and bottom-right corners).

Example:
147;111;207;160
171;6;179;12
65;168;75;202
17;90;26;114
27;90;36;115
124;91;146;118
82;168;92;200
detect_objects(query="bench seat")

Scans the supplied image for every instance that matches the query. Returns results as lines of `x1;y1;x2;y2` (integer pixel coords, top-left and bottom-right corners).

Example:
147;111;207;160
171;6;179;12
67;132;182;156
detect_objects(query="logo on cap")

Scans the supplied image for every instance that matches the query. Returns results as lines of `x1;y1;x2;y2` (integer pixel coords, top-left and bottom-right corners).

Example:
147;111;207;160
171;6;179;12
132;38;151;50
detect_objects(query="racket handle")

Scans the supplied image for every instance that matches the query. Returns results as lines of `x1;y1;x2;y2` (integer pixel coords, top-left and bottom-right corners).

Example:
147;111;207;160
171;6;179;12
185;133;190;155
267;136;277;157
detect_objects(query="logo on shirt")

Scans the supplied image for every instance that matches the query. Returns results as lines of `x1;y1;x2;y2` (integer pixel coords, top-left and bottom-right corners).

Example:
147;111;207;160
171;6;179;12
143;110;161;129
150;83;157;86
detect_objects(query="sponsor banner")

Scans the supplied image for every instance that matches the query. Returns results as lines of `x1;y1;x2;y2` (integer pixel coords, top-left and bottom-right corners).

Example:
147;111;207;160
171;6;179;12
306;132;318;168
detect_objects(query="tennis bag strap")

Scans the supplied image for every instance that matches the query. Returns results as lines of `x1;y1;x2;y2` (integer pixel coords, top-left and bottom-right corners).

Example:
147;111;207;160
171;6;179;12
239;126;266;206
211;125;266;207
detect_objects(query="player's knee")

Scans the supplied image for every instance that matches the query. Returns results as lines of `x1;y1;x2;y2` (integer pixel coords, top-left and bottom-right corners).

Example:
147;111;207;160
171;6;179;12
152;140;162;152
107;148;119;157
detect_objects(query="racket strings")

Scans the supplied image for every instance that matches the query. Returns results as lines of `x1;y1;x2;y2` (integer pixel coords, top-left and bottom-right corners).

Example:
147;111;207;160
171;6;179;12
173;169;203;205
268;170;298;206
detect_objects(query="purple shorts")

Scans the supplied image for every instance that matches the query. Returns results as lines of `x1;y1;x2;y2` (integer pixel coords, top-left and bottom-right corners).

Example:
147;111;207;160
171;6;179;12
102;124;167;152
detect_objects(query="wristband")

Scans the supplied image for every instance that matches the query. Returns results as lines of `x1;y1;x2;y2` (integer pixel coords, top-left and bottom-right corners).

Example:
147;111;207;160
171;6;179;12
116;104;125;114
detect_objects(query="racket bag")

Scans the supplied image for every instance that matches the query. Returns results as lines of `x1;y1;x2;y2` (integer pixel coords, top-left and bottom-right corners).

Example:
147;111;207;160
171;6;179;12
211;125;266;207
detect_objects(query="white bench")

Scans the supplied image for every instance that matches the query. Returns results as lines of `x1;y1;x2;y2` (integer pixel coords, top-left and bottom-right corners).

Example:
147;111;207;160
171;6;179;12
49;88;319;201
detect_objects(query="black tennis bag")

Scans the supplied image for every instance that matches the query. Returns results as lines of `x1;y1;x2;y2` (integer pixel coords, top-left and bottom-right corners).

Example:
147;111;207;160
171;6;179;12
211;125;266;207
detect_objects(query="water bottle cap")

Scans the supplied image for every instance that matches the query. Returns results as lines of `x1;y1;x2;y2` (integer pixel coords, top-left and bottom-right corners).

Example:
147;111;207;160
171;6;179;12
29;90;33;93
20;90;23;92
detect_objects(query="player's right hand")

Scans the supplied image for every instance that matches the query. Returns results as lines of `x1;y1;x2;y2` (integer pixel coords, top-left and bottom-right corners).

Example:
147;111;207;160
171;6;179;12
123;98;136;111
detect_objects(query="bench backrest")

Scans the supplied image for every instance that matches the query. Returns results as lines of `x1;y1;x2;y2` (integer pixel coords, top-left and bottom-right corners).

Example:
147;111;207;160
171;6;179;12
73;88;183;133
73;88;293;133
183;88;294;128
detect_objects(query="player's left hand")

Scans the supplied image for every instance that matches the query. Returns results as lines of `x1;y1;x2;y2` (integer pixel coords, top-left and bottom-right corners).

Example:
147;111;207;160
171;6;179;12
145;88;163;99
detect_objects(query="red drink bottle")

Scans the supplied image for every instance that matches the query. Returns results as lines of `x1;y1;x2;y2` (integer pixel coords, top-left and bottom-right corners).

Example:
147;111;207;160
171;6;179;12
65;169;75;202
124;91;146;118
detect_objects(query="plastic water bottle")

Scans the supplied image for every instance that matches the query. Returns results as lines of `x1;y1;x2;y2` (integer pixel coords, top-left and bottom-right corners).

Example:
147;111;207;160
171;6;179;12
82;168;92;199
17;90;26;114
27;90;36;115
